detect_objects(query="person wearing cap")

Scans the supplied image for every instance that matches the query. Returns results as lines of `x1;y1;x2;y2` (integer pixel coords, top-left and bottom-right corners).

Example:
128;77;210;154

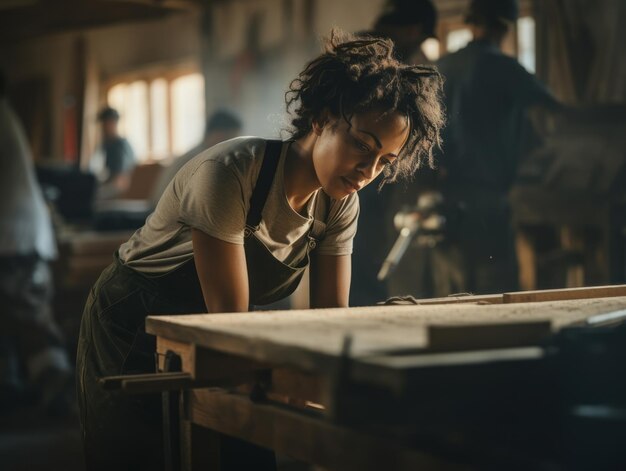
149;109;243;207
91;106;136;199
351;0;439;306
0;69;73;415
372;0;437;64
431;0;561;295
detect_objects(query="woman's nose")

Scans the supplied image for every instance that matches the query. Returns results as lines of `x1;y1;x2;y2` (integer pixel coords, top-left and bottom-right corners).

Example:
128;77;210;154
357;156;380;180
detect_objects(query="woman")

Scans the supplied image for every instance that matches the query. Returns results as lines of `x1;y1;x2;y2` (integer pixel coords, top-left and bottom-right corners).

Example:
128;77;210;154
77;31;444;469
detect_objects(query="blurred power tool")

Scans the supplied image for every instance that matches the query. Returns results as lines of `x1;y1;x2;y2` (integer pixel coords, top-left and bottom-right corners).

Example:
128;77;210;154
377;191;447;281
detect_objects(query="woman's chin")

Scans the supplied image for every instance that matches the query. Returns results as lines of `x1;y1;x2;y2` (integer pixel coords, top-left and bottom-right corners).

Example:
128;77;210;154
322;185;352;200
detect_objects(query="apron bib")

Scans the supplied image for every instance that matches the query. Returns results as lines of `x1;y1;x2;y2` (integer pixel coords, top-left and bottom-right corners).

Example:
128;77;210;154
143;139;328;308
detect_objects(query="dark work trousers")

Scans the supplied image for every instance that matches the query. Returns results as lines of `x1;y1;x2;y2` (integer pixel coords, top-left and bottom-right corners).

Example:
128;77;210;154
76;257;276;471
432;190;519;296
77;140;310;470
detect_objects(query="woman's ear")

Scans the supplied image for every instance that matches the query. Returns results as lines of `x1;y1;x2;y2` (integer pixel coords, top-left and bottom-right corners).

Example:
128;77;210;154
312;120;325;136
312;110;330;136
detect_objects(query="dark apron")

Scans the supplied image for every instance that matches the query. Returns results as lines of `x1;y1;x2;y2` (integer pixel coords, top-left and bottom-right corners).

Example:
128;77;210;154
76;140;327;470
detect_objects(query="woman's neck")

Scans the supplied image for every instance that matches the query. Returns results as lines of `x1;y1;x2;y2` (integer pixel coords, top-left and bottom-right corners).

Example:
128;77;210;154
284;133;321;214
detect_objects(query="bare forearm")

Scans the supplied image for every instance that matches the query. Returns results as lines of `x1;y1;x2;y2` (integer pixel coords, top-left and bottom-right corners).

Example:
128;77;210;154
192;229;250;313
309;254;351;308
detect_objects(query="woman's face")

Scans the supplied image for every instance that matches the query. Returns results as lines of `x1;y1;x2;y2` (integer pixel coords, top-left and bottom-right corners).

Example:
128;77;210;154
312;110;410;200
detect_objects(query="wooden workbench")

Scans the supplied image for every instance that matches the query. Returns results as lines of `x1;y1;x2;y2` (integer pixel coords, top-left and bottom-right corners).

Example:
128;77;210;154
144;287;626;470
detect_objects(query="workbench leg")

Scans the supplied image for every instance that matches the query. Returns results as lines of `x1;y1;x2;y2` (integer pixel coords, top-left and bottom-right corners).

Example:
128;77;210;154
163;351;183;471
180;420;221;471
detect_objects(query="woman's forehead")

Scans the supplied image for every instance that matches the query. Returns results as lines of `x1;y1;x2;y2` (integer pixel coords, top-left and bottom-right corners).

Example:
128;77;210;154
348;110;409;143
350;109;408;130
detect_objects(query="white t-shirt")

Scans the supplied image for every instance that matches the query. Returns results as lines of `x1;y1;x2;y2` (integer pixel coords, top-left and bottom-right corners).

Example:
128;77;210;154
119;137;359;274
0;99;56;260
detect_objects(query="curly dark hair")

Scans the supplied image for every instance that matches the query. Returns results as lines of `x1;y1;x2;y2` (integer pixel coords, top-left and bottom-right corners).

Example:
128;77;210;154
285;30;445;184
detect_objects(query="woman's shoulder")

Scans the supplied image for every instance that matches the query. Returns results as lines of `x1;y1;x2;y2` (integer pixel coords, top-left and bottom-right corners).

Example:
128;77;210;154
191;136;269;175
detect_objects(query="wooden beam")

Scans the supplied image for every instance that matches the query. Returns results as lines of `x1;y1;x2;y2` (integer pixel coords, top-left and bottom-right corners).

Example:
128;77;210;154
157;337;268;380
427;321;552;352
351;346;545;393
187;389;470;471
409;294;503;305
503;284;626;303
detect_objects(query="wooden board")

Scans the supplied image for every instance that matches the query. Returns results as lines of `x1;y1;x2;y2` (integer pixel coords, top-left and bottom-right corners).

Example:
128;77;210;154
503;285;626;303
407;285;626;305
186;389;470;471
409;294;503;305
146;296;626;374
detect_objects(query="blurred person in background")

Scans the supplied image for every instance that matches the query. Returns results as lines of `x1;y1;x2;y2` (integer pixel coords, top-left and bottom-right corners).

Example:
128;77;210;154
371;0;437;64
150;109;243;206
431;0;562;295
0;69;73;415
351;0;439;305
90;106;136;200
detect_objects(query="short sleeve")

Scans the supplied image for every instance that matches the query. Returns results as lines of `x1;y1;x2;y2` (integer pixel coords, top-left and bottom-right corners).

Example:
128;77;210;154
316;193;360;256
178;160;246;245
120;139;136;172
104;139;135;177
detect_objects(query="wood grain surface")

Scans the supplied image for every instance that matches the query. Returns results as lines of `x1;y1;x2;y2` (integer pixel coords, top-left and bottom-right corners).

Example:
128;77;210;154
146;296;626;372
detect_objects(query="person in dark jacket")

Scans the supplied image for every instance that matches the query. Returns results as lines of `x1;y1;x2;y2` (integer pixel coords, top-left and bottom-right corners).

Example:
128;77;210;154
432;0;561;295
351;0;440;305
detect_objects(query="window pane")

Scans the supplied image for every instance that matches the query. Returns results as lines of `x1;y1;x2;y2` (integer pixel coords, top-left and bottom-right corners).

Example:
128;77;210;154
518;17;536;73
107;81;149;162
447;28;473;53
171;73;205;156
422;38;440;61
125;81;149;161
150;79;169;160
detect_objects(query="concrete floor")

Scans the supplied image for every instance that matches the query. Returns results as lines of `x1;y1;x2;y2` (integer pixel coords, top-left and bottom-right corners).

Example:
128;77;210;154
0;405;84;471
0;400;312;471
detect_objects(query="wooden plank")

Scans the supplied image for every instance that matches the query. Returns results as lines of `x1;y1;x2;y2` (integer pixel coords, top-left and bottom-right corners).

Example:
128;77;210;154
503;285;626;304
157;337;267;380
157;337;195;373
271;368;328;406
146;297;626;375
516;231;537;291
187;389;470;471
427;322;551;352
404;294;503;305
157;338;329;404
351;347;545;393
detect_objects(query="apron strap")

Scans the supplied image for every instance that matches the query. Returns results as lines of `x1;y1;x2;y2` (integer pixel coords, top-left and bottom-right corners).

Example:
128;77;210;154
245;139;283;232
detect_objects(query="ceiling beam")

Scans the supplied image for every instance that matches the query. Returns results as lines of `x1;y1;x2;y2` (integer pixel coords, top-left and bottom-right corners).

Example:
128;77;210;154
0;0;205;44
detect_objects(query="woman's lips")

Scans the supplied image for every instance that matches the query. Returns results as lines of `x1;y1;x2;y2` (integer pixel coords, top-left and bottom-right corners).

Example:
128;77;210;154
341;177;362;192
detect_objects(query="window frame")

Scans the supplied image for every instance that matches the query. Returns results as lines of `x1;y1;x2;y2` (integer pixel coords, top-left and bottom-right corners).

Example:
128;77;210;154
101;60;203;163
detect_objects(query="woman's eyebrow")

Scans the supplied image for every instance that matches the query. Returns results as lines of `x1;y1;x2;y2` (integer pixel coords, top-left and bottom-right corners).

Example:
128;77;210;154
356;129;382;149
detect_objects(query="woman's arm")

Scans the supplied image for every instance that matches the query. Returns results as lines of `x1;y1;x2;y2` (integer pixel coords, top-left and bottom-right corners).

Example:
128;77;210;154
192;228;249;313
309;253;351;308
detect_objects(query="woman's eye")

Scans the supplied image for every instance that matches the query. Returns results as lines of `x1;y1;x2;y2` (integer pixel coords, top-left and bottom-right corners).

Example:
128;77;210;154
354;139;370;152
